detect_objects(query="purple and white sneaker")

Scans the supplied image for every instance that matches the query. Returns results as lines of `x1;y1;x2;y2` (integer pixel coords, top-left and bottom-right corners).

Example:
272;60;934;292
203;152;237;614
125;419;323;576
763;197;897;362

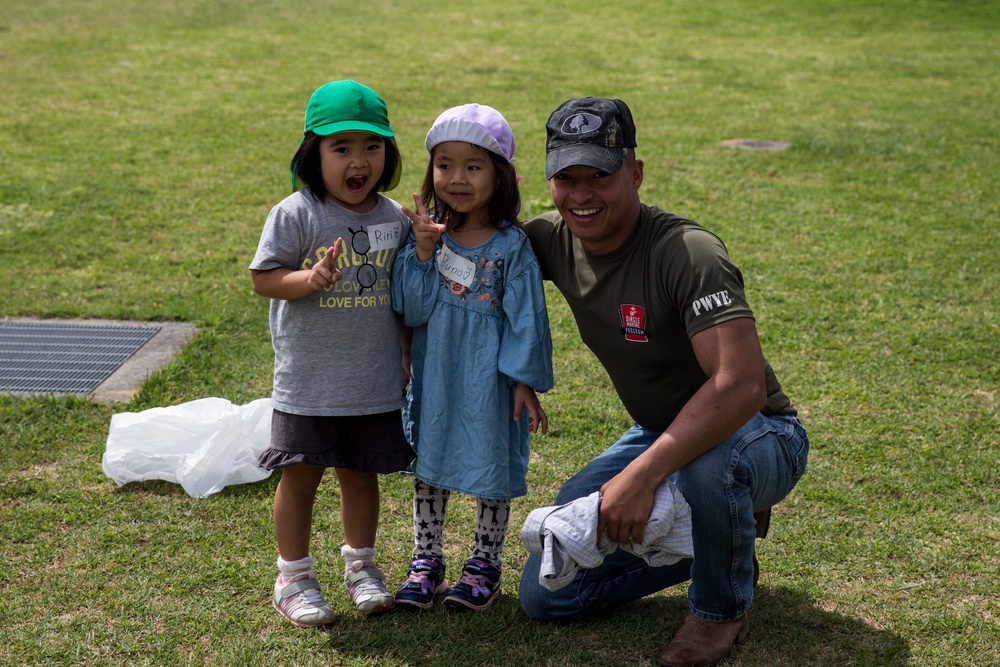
394;556;448;610
443;558;501;611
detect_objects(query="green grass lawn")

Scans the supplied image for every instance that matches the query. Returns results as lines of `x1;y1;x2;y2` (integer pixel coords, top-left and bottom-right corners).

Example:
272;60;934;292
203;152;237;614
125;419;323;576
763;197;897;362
1;1;997;665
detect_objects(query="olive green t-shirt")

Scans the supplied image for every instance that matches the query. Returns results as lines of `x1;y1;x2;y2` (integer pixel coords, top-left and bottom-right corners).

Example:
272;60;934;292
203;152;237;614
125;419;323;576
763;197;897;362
525;204;794;433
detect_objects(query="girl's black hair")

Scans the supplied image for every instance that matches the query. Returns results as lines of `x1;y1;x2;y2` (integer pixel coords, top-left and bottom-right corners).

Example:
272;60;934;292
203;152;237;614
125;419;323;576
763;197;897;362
420;145;521;231
290;131;400;202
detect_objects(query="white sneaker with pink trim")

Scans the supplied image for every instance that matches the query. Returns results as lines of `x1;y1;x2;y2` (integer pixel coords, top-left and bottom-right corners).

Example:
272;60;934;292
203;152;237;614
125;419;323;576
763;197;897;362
272;573;337;627
345;560;395;616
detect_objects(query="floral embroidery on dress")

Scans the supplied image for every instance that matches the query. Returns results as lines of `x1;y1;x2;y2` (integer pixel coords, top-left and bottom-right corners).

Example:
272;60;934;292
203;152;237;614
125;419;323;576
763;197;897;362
442;251;505;307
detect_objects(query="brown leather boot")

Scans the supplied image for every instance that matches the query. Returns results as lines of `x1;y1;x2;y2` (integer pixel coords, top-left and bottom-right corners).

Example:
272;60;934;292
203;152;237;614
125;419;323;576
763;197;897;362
752;506;771;587
754;507;771;539
656;613;750;667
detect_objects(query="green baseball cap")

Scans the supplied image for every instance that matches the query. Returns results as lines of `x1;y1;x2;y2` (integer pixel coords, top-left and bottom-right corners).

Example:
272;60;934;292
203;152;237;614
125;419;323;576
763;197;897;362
295;80;402;191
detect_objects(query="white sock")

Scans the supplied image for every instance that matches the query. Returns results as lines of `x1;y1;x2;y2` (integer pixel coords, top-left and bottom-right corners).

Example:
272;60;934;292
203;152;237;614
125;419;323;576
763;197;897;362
341;545;377;573
277;554;314;583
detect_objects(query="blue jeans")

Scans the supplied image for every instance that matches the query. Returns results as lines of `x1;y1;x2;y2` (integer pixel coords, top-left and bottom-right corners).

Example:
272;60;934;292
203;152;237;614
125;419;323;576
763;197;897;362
519;413;808;623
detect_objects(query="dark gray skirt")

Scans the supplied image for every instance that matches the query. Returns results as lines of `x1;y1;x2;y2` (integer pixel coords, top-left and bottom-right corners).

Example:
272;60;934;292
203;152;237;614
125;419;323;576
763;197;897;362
258;409;414;474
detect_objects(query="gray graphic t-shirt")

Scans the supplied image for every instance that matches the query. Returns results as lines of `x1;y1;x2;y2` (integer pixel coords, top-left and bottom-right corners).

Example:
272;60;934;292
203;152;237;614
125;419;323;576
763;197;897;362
250;190;411;416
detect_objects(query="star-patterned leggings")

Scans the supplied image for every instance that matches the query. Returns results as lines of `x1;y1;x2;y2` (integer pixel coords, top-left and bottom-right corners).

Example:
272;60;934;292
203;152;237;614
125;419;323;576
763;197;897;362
410;479;511;567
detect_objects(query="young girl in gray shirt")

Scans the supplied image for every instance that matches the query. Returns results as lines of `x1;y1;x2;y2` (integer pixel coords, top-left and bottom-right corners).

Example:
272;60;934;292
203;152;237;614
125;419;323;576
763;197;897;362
250;80;412;626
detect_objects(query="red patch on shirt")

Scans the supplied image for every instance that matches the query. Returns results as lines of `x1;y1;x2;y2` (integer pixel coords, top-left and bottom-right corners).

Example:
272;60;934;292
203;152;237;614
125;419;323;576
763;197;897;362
619;304;649;342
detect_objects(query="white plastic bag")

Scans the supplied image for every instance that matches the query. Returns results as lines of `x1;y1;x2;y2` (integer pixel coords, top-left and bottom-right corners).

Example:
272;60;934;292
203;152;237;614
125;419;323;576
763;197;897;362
102;397;273;498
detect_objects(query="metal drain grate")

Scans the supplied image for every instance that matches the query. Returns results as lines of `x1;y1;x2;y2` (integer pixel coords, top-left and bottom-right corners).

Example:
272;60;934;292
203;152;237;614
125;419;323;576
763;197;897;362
0;321;161;395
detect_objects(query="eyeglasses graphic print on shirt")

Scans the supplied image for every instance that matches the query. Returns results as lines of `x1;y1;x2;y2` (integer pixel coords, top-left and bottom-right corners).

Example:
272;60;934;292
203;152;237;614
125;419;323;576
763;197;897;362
348;226;377;295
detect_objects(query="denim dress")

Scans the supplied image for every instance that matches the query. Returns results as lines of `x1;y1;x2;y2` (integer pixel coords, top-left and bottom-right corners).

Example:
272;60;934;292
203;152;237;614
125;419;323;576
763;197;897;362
391;223;553;499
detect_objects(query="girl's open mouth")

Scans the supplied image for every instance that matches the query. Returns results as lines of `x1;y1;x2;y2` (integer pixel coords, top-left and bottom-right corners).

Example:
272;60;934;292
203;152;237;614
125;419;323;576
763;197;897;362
347;176;368;192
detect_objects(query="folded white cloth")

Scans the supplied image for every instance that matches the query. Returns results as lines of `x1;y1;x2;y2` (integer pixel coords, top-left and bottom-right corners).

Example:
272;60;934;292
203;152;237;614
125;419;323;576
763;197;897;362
521;480;694;591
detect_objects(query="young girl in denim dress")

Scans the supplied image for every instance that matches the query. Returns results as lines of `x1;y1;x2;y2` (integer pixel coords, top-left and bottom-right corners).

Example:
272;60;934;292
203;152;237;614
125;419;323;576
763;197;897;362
390;104;553;611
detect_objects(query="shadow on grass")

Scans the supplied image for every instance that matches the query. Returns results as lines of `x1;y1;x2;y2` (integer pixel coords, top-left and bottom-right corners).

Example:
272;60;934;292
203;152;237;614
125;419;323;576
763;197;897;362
108;473;279;498
110;479;193;497
319;585;909;667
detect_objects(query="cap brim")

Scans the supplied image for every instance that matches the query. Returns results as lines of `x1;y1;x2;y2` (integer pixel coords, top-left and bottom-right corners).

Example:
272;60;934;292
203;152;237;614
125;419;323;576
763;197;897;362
545;145;625;179
311;119;395;138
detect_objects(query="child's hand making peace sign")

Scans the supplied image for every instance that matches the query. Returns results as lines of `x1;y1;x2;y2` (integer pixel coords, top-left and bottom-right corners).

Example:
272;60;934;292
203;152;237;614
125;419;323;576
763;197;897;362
309;237;343;291
403;194;447;262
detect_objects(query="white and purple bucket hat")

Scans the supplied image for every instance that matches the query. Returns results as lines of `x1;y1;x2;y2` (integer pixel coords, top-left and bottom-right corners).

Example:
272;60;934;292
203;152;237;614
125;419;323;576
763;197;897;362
424;103;516;162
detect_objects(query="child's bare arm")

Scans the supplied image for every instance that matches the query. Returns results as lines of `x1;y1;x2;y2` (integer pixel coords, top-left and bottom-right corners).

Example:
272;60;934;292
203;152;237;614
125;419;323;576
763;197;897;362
252;238;343;300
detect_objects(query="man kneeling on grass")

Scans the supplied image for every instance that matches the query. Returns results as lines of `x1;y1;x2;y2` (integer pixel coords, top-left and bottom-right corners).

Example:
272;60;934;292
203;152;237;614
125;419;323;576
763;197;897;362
518;96;810;667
